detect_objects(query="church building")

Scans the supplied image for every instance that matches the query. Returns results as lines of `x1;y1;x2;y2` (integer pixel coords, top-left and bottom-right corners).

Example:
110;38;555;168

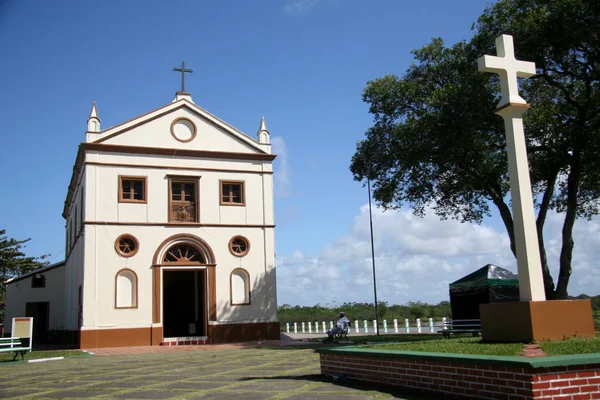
5;70;280;348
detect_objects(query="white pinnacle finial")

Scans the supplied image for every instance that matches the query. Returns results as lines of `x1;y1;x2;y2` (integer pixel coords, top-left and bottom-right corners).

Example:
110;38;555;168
257;115;270;144
478;34;536;108
259;115;268;133
87;101;100;133
90;102;98;119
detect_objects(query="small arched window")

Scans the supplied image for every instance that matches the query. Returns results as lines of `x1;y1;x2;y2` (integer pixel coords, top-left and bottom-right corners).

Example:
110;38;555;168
32;274;46;288
115;269;138;308
230;268;250;305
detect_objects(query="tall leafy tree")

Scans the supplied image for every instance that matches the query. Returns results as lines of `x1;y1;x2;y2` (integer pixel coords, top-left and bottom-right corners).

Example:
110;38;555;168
350;0;600;299
0;229;50;322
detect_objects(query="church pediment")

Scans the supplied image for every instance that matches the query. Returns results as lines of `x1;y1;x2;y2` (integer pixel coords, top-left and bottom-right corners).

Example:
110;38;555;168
89;99;269;155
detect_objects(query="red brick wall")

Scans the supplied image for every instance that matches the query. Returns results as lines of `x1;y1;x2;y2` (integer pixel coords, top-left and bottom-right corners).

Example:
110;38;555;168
533;367;600;399
320;353;600;400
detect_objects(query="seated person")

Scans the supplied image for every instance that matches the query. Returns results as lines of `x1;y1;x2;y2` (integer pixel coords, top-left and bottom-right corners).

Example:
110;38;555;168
323;312;350;342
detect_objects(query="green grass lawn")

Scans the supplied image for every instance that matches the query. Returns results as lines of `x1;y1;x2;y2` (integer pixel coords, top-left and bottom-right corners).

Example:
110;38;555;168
360;336;524;356
0;349;91;363
324;333;600;357
541;336;600;356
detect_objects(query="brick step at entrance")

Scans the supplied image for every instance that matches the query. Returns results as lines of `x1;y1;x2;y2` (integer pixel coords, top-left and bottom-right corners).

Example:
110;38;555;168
161;337;209;346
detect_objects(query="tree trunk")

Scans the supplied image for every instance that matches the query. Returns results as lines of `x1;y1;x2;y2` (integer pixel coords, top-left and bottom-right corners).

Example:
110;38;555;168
536;169;558;300
555;152;581;299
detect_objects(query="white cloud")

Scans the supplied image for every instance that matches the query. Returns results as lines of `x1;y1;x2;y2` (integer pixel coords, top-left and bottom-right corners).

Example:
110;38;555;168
283;0;320;16
271;136;291;198
276;205;600;307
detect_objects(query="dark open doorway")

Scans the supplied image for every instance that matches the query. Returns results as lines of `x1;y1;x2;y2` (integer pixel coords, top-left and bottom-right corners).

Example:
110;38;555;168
25;302;49;344
163;269;206;338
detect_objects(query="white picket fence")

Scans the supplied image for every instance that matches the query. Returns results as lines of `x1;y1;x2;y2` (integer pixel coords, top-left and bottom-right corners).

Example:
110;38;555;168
286;317;447;334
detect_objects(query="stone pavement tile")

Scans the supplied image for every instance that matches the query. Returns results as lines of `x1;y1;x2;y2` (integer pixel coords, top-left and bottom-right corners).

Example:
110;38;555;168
221;371;280;377
0;389;41;398
82;374;126;380
136;375;190;382
133;369;180;375
149;374;198;380
31;382;86;389
30;389;121;398
227;381;308;391
252;368;294;374
155;382;232;390
188;392;275;400
271;363;310;369
186;369;229;375
117;390;187;398
187;375;248;382
1;373;41;379
87;379;157;389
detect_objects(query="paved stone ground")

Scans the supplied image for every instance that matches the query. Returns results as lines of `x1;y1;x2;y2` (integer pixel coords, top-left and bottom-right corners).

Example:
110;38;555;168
0;345;434;399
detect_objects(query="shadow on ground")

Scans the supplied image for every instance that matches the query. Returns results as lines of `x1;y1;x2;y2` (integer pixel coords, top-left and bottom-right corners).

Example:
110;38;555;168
238;374;436;400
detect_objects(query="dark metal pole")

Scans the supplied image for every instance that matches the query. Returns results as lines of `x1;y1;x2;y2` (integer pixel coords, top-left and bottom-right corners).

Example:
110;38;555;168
367;177;379;335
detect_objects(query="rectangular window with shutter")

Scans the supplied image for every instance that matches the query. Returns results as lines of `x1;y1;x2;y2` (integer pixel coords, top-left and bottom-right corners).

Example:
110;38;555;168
119;176;147;203
220;181;245;206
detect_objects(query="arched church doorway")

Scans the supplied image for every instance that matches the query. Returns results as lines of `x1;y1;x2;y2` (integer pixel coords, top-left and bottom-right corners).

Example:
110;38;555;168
153;236;216;340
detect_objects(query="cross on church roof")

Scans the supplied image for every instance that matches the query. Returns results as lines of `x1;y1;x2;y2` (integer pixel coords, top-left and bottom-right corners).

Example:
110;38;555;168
173;61;193;93
478;34;536;108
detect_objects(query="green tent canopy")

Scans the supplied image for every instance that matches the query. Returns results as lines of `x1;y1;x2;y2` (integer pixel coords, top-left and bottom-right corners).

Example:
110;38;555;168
450;264;519;292
449;264;519;320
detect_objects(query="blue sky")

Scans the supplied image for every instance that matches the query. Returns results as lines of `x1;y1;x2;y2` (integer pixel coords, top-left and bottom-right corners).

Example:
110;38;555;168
2;0;599;307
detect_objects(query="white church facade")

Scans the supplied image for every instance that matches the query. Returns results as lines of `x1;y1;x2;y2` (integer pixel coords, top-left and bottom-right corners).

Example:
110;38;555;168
5;87;280;348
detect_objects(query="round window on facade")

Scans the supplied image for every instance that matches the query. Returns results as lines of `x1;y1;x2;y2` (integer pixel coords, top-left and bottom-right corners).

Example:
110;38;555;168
170;117;197;143
229;235;250;257
115;234;139;257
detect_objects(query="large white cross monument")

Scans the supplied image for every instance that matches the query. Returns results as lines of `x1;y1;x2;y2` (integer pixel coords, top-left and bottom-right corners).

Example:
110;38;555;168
478;34;546;302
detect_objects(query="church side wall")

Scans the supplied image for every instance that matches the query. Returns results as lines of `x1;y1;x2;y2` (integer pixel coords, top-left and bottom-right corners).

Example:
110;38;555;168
4;265;67;334
63;171;86;334
64;235;85;332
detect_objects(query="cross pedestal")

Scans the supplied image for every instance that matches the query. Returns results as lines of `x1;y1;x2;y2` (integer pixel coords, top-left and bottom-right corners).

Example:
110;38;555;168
477;35;594;342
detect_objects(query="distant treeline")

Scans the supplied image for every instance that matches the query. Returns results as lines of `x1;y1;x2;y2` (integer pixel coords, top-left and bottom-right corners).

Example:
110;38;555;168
277;301;452;326
278;295;600;326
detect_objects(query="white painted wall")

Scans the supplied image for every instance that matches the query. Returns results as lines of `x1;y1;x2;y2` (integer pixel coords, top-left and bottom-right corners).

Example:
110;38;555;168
5;265;67;334
80;224;277;330
83;154;274;227
99;105;265;154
